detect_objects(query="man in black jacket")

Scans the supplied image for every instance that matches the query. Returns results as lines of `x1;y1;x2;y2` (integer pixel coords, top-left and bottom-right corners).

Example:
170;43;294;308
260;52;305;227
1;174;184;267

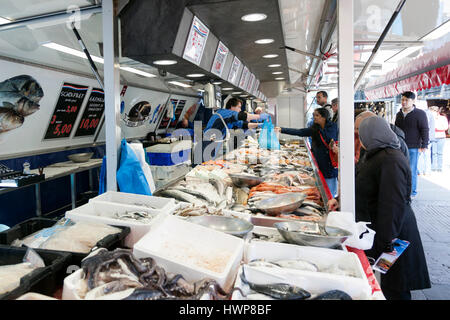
395;92;429;198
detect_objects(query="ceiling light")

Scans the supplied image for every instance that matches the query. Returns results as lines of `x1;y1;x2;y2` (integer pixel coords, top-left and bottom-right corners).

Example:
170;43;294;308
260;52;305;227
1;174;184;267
232;92;242;94
240;95;249;97
222;87;234;90
255;39;274;44
385;46;423;63
0;17;11;25
186;73;205;78
43;42;156;77
168;81;192;88
241;13;267;22
153;59;178;65
212;81;222;85
272;71;283;75
275;77;285;80
263;54;278;59
43;42;104;63
422;20;450;41
268;64;281;68
120;67;156;78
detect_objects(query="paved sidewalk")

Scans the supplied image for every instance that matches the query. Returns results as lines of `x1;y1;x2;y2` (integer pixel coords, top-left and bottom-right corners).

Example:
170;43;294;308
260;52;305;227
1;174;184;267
411;138;450;300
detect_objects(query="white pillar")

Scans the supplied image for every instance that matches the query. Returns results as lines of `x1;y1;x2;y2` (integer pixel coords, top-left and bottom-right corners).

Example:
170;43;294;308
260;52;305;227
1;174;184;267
102;0;121;191
337;0;355;214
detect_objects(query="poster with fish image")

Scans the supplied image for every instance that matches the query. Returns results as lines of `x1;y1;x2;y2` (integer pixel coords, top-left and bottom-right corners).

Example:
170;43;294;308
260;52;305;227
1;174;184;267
227;56;241;85
211;41;229;77
74;88;104;137
0;75;44;134
43;83;88;139
183;16;210;66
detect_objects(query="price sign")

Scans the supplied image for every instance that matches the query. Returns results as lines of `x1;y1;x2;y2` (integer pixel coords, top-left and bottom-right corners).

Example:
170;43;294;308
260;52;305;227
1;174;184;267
228;56;241;85
74;88;104;137
169;99;186;128
44;83;88;139
183;16;209;66
239;66;250;90
211;41;229;77
158;100;174;130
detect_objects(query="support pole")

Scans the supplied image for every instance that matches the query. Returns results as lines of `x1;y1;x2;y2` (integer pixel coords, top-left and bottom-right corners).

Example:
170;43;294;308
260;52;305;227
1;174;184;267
102;0;121;191
337;0;355;214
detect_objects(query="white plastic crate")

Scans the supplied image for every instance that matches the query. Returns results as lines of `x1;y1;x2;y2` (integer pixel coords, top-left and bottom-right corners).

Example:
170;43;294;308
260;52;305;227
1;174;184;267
133;214;244;292
89;191;176;213
65;201;162;247
169;202;252;222
232;241;372;300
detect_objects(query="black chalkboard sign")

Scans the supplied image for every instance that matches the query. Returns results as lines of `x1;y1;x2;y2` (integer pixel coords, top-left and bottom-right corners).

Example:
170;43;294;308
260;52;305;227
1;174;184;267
44;83;88;139
158;99;176;130
74;88;104;137
169;99;186;128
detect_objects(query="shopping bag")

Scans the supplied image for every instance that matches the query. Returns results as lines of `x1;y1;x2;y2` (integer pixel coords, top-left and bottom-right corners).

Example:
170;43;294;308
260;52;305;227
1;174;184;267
129;141;156;193
319;132;338;168
116;139;152;195
258;118;280;150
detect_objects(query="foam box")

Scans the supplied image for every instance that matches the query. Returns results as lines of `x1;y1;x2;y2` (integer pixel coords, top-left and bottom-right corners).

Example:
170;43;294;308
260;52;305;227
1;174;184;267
232;241;372;300
89;191;176;212
65;202;164;248
133;214;244;292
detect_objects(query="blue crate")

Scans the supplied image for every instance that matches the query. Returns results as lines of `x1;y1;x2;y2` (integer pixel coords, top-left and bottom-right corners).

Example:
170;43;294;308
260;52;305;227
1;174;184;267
147;149;191;166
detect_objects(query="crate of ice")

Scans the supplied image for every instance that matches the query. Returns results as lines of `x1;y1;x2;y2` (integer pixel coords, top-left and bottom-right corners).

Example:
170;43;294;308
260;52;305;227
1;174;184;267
232;241;372;300
65;201;164;248
133;214;245;292
89;191;176;213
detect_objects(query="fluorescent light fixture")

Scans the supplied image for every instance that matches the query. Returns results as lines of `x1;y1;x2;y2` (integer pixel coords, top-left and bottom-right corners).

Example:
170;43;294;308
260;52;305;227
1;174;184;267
153;59;178;65
197;89;205;92
240;94;249;97
385;46;423;63
43;42;104;63
272;71;283;75
212;81;223;85
43;42;156;77
275;77;285;80
268;64;281;67
0;17;11;25
241;13;267;22
255;39;274;44
168;81;192;88
263;54;278;58
222;87;234;90
422;20;450;41
232;92;242;94
186;73;205;78
119;66;156;78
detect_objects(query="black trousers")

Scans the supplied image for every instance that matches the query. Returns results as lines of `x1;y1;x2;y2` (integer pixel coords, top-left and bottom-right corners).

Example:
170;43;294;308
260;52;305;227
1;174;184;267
382;287;412;300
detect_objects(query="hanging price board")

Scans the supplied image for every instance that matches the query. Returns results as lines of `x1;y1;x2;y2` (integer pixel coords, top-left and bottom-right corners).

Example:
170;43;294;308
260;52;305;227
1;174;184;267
211;41;229;77
227;56;241;85
183;16;210;66
74;88;104;137
239;66;250;90
43;83;88;139
169;99;186;128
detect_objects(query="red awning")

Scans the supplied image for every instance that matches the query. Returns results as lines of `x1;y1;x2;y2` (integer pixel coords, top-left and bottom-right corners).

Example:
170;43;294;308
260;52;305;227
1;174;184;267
365;42;450;100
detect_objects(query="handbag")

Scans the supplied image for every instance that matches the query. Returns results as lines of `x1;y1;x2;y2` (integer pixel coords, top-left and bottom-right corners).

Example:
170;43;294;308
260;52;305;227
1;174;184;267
319;131;338;168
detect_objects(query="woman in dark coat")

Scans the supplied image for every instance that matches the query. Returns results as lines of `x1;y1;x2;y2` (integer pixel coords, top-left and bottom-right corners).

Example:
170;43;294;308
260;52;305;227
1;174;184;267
356;116;431;300
276;107;339;197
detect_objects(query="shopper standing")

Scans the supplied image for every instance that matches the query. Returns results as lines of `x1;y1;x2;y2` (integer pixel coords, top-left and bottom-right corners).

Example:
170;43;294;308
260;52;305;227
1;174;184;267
276;107;339;197
430;106;449;172
307;91;333;127
418;107;435;175
331;98;339;123
357;116;431;300
395;92;429;198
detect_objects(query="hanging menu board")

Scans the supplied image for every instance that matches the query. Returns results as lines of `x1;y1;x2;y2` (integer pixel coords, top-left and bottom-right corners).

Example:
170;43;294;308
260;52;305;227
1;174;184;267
43;83;88;140
74;88;104;137
211;41;229;77
183;16;210;66
239;66;250;90
227;56;241;85
158;100;174;130
247;73;255;93
253;79;260;95
169;99;186;128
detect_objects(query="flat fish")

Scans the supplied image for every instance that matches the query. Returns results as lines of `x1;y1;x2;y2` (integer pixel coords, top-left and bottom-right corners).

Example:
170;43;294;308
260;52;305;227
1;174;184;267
272;259;319;273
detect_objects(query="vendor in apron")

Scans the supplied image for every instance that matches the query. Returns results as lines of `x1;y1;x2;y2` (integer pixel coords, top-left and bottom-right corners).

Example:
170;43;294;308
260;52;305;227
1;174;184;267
203;98;270;161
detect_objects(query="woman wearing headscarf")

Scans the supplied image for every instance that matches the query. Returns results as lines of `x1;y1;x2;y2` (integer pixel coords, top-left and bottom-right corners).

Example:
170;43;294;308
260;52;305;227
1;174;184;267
275;107;338;197
356;116;430;300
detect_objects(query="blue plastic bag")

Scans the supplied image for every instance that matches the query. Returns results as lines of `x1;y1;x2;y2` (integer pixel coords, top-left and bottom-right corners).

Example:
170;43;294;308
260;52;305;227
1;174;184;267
258;118;280;150
98;156;107;195
116;139;152;195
